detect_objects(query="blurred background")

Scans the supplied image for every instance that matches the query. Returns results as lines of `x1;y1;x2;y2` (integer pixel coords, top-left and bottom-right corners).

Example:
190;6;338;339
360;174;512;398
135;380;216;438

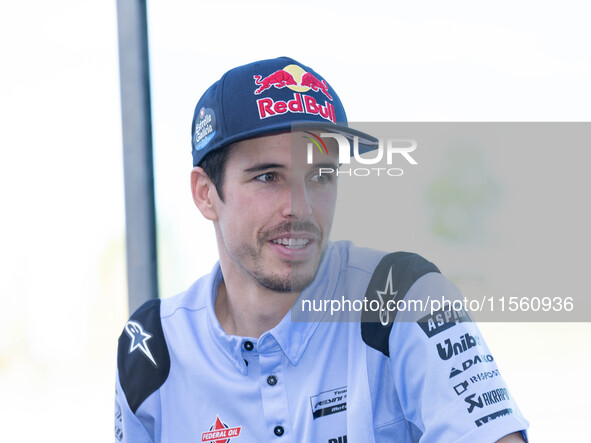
1;0;589;441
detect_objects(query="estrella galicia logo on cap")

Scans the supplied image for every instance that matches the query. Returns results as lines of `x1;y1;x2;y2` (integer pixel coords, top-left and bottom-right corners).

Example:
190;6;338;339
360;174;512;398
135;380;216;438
194;107;217;151
253;64;336;123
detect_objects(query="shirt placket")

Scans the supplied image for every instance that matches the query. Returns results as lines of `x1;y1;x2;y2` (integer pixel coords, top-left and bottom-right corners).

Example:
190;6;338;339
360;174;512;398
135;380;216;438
257;332;293;442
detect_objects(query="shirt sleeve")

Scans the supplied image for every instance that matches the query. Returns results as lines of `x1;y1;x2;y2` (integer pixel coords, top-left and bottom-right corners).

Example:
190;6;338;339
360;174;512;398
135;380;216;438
115;299;169;443
388;272;529;443
115;370;154;443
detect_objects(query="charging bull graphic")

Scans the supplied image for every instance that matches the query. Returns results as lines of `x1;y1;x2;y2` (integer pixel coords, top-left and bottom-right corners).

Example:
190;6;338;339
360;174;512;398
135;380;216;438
254;70;298;94
253;64;337;123
253;65;333;100
300;72;332;99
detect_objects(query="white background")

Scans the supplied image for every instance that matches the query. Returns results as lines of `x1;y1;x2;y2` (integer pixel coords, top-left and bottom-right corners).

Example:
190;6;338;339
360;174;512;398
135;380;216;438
0;0;589;441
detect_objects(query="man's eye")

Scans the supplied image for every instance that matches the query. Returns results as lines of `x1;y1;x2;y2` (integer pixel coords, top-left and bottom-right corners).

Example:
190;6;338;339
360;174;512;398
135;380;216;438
255;172;277;183
310;171;334;184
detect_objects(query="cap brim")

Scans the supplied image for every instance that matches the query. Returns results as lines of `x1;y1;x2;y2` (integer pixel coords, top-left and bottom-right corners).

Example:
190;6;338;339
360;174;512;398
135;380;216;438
195;121;379;166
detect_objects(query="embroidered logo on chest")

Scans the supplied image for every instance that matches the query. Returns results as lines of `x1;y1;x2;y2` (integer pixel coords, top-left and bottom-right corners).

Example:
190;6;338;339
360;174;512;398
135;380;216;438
310;386;347;420
201;416;242;443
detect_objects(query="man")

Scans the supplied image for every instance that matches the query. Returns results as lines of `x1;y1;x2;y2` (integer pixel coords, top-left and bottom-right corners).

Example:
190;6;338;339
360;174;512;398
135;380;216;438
115;57;529;442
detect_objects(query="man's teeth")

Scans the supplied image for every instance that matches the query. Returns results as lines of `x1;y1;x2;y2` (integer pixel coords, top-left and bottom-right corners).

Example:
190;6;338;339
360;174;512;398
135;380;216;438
272;238;310;248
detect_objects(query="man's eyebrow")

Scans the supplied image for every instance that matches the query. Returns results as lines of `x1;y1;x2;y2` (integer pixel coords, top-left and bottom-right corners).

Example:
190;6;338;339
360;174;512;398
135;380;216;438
313;162;340;170
242;163;285;174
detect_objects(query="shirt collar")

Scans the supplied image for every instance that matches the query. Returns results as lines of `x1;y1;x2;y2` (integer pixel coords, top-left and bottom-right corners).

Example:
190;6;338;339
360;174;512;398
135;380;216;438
205;242;343;373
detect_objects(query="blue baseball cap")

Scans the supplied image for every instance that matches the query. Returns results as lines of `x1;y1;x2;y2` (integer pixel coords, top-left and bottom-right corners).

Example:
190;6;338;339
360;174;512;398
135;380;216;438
191;56;376;166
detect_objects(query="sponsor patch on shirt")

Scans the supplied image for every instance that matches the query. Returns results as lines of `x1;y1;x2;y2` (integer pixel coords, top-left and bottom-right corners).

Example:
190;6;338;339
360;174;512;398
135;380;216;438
417;307;470;338
114;395;123;441
475;408;515;427
201;416;242;443
310;387;347;420
124;320;157;367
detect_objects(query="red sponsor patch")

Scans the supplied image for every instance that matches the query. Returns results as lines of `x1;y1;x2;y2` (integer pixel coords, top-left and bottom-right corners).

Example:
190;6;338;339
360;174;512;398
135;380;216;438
257;93;336;123
252;64;335;122
201;416;242;443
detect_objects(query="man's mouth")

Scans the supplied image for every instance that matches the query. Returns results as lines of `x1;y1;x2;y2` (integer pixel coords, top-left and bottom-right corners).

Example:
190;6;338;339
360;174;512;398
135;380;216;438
271;237;311;249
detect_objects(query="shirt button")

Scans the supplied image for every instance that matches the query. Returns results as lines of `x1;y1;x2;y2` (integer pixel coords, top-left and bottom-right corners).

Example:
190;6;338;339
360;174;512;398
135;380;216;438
243;341;254;351
267;375;278;386
273;425;284;436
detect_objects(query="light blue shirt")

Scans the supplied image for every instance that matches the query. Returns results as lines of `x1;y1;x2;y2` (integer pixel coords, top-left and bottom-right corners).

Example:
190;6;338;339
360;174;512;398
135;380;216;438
115;241;528;442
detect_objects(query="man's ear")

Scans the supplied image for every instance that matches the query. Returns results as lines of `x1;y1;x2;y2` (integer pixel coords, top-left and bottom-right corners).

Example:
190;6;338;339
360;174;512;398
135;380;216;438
191;167;219;221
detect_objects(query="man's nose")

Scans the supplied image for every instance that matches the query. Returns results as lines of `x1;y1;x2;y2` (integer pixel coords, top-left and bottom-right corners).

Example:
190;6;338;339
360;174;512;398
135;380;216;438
281;180;312;221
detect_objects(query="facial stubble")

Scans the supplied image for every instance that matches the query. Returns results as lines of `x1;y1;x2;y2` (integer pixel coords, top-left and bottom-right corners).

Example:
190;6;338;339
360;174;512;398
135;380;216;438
236;220;325;293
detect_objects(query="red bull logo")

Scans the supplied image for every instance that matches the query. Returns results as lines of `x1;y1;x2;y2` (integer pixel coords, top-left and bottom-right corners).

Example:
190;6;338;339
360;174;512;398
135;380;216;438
257;93;336;123
253;64;335;123
253;69;298;94
253;64;332;99
300;72;332;100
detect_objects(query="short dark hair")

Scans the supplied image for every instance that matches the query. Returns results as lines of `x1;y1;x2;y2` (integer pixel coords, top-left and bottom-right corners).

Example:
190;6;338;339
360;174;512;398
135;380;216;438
198;142;238;201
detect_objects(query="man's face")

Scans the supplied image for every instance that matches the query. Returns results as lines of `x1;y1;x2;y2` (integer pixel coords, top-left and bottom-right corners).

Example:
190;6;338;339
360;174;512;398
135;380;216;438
207;131;339;293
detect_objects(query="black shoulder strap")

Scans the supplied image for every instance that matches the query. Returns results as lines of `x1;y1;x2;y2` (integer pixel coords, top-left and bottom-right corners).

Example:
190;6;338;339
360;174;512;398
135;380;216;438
117;299;171;413
361;252;439;357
